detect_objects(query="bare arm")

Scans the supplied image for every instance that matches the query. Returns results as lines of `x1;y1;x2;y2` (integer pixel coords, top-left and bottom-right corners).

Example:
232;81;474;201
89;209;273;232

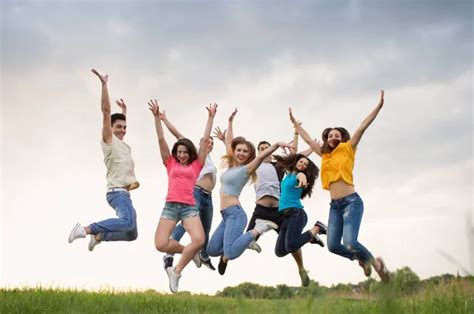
225;108;238;156
160;111;185;140
116;99;127;116
351;90;384;148
197;103;218;164
289;108;322;157
246;142;286;175
148;99;171;164
91;69;112;144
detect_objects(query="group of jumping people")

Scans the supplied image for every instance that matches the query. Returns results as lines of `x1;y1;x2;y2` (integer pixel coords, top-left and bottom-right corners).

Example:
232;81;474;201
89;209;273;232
68;69;390;294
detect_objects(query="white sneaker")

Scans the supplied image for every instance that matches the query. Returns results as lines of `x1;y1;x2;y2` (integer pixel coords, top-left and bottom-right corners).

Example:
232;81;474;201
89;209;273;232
88;235;101;251
247;240;262;253
166;267;181;293
254;219;278;235
192;251;202;268
68;223;86;243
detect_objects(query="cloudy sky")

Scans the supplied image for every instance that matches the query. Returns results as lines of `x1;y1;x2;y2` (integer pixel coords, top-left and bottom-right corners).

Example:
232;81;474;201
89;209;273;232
1;1;472;295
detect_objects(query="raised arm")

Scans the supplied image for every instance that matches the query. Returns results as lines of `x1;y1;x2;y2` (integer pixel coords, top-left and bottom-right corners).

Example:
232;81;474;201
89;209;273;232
91;69;112;144
116;99;127;116
351;90;384;148
289;108;322;157
160;111;185;140
148;99;171;164
225;108;238;156
197;103;218;164
246;142;286;175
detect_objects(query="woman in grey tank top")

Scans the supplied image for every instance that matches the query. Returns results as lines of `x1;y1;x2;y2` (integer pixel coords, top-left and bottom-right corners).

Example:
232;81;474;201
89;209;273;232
207;108;287;275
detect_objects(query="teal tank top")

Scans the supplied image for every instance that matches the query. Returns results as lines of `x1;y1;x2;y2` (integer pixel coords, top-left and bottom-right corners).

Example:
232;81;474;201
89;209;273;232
278;173;303;211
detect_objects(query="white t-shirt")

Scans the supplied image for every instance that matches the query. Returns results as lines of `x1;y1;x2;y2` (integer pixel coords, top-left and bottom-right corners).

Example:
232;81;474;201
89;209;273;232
100;134;138;189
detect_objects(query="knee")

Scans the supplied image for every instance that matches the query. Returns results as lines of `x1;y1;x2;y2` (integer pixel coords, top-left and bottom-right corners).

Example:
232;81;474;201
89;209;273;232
193;235;205;248
155;240;169;252
206;243;219;257
127;229;138;241
122;217;137;232
327;241;340;254
275;249;287;258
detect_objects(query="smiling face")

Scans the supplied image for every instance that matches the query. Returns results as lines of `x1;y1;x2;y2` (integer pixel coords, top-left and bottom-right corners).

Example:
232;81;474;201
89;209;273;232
327;129;342;148
233;143;251;165
295;157;309;172
176;144;190;164
112;119;127;140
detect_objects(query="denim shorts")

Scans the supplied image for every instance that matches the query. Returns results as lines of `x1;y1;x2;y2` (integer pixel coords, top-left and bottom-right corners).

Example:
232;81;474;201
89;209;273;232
161;202;199;222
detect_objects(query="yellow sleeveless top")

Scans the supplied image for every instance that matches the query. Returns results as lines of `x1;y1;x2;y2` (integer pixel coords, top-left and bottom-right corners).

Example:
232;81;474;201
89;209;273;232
321;141;356;190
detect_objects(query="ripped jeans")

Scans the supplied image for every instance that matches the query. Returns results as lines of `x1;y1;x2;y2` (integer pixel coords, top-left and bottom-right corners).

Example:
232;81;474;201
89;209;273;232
327;193;374;264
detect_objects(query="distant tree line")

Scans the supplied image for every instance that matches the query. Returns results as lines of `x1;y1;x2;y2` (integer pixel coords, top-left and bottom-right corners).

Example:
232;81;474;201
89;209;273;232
216;267;470;300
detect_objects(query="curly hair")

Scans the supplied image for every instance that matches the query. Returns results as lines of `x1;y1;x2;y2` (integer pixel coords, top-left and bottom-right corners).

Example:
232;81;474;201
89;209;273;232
274;153;319;199
171;138;198;165
320;127;351;154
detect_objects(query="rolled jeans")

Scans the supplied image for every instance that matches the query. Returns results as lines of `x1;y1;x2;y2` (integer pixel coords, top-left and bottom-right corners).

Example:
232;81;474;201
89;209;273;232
89;190;138;242
275;208;312;257
207;205;254;260
327;192;374;264
170;187;213;259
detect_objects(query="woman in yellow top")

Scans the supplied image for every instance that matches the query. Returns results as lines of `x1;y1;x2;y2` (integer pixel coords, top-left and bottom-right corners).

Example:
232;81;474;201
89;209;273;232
289;91;389;282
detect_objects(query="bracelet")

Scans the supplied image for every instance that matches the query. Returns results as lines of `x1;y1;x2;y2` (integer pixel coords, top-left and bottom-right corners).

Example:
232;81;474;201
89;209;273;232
294;132;299;135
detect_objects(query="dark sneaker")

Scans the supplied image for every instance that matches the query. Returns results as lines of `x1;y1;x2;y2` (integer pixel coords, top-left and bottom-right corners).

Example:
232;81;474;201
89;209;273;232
315;221;327;235
163;255;174;270
310;234;325;247
218;256;227;275
299;268;310;287
359;260;372;277
201;257;216;271
375;257;390;283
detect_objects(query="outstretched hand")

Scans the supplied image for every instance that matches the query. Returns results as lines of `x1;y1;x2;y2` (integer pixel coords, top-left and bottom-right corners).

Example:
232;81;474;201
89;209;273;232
91;69;108;85
207;103;218;118
148;99;161;117
213;126;226;142
229;108;238;122
296;176;308;188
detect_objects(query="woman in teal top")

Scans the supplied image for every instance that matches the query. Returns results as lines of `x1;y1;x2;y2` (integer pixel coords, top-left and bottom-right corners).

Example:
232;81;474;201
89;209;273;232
274;154;325;258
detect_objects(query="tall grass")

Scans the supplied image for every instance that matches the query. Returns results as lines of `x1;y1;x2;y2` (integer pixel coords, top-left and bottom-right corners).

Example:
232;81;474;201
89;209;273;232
1;277;472;313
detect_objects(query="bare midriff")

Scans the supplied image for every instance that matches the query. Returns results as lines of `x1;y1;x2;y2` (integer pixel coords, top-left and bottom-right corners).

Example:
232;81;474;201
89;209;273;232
256;195;279;208
195;173;215;193
329;179;356;200
220;193;241;210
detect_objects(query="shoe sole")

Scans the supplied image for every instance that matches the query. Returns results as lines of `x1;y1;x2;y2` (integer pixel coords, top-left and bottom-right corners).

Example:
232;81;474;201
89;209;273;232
68;223;82;243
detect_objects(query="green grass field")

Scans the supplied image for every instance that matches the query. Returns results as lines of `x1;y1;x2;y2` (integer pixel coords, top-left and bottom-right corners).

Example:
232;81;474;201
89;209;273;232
2;278;473;313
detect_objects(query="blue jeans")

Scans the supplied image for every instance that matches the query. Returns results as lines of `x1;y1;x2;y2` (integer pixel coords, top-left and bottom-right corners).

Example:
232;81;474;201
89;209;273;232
207;205;254;260
89;191;138;241
170;187;213;259
327;193;374;264
275;208;312;257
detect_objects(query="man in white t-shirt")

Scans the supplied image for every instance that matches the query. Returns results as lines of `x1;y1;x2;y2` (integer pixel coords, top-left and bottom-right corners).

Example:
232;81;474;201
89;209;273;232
68;69;140;251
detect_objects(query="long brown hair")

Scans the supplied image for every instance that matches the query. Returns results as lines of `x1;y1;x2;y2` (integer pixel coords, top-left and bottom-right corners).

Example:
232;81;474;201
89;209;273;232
221;136;257;183
320;127;351;154
274;154;319;199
